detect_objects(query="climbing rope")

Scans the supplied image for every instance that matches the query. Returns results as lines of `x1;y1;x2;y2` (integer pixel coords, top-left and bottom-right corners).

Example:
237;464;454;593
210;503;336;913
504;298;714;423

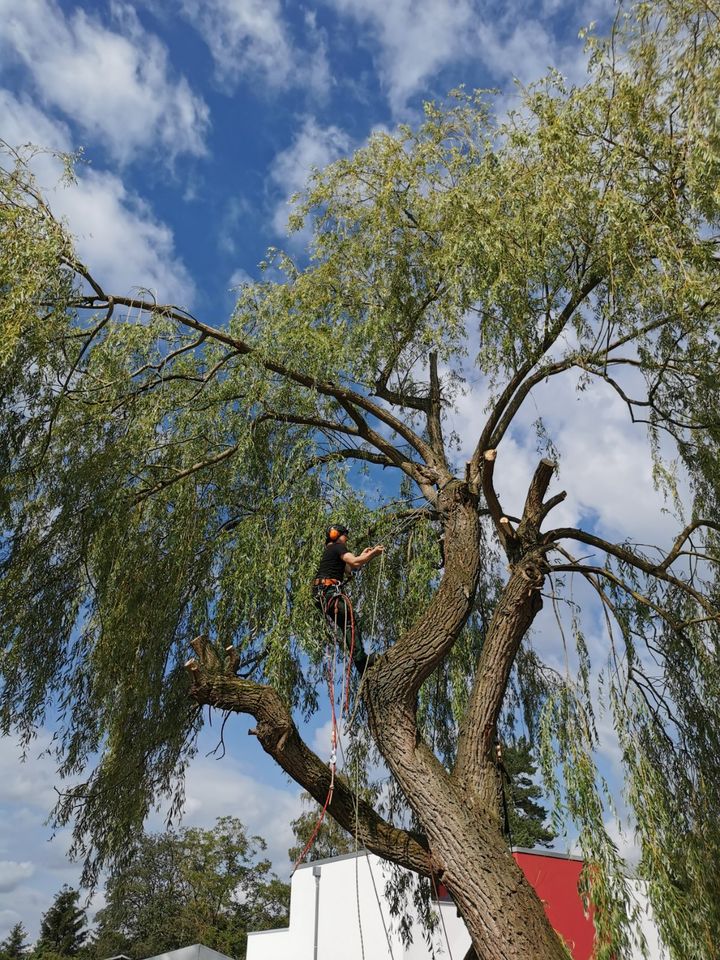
344;548;385;736
291;587;356;874
350;752;396;960
430;872;456;960
354;755;366;960
291;623;340;874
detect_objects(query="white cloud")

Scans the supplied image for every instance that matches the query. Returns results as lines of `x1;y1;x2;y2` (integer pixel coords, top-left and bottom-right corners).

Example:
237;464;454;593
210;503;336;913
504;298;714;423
1;90;195;304
180;0;294;88
174;0;331;97
476;17;587;89
0;734;82;939
54;168;196;305
449;360;685;550
217;196;253;255
269;117;353;235
0;0;209;164
229;267;255;288
326;0;474;113
0;862;35;894
322;0;609;114
155;750;302;873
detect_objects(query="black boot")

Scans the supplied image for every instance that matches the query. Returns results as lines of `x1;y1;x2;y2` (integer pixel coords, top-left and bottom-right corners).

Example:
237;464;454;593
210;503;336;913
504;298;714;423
353;649;377;674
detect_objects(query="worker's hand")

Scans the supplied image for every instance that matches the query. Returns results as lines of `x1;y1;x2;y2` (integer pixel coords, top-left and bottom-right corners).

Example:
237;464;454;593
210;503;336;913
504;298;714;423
373;544;385;555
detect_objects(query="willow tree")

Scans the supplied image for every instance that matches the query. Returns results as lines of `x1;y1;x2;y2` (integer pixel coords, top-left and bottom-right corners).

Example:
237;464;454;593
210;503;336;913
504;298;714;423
2;2;720;958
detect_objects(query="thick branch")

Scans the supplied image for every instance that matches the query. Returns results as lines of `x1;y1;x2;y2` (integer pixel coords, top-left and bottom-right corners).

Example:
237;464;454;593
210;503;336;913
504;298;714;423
656;519;720;572
515;459;560;544
184;651;432;875
427;351;447;467
480;449;518;555
454;558;547;798
380;484;481;702
301;448;396;472
254;410;360;437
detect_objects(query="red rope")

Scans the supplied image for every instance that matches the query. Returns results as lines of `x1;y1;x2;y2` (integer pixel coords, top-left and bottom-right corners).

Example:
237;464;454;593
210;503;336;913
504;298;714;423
291;764;335;874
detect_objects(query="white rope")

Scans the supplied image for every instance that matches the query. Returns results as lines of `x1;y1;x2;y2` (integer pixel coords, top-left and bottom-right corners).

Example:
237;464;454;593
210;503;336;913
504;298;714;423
364;846;396;959
432;873;456;960
340;509;432;959
345;548;385;735
353;756;366;960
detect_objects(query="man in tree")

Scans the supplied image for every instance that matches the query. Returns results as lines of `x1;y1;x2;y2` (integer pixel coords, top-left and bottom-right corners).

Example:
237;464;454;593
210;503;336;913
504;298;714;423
312;523;384;672
2;3;720;959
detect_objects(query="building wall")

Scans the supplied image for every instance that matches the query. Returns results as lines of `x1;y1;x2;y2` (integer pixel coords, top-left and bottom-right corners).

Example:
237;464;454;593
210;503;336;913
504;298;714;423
246;850;668;960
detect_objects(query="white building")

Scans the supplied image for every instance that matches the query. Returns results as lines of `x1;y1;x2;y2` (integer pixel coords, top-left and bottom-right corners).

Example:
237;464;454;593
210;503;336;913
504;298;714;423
246;849;668;960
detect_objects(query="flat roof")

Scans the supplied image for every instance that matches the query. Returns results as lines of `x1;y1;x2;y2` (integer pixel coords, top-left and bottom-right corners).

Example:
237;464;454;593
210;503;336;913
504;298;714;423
295;846;583;870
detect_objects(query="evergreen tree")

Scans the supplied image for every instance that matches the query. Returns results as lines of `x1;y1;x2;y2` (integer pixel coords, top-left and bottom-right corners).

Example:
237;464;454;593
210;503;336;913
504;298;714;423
502;740;556;849
0;923;29;960
36;888;87;957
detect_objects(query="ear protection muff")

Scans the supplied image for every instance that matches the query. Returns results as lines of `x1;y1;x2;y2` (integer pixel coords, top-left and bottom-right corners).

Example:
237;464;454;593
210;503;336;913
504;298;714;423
328;527;340;541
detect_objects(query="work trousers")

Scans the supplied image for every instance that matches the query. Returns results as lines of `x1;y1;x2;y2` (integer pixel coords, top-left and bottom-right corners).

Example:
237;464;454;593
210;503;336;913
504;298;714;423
313;585;366;668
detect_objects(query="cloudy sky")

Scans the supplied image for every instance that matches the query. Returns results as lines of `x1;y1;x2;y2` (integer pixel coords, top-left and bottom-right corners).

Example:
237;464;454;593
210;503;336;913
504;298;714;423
0;0;677;941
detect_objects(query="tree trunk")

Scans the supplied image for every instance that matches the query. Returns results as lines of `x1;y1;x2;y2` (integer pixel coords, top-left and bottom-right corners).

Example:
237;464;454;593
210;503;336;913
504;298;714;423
364;490;567;960
369;693;568;959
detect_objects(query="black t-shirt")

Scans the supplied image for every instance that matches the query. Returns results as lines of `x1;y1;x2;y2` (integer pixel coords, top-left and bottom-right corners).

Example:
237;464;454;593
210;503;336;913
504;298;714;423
314;541;349;582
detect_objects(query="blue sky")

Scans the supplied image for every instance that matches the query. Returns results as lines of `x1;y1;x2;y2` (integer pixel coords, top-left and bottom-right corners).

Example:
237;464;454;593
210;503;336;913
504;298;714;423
0;0;678;941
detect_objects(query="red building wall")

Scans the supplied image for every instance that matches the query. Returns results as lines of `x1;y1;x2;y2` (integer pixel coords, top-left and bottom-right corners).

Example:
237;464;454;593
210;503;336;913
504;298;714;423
513;851;595;960
437;850;595;960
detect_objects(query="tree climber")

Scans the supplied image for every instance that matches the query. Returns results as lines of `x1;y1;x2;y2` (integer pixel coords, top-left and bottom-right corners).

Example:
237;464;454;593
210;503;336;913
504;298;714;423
312;524;384;673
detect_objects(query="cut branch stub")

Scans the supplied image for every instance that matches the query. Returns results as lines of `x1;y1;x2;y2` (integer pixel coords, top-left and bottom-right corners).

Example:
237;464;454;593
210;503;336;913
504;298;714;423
190;634;221;671
516;459;565;544
224;644;241;676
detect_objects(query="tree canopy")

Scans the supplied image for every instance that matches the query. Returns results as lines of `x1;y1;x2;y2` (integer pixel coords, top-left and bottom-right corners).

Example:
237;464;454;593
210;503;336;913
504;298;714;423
92;816;289;960
2;1;720;957
0;923;29;960
35;888;87;959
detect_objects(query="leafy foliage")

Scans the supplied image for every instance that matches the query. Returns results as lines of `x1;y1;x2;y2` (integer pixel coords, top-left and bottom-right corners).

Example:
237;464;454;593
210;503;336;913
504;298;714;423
92;817;289;960
36;887;87;958
502;739;556;849
0;923;29;960
288;791;355;863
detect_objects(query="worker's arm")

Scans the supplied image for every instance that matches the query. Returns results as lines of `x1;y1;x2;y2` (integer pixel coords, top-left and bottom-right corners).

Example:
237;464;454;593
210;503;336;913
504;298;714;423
341;545;384;572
